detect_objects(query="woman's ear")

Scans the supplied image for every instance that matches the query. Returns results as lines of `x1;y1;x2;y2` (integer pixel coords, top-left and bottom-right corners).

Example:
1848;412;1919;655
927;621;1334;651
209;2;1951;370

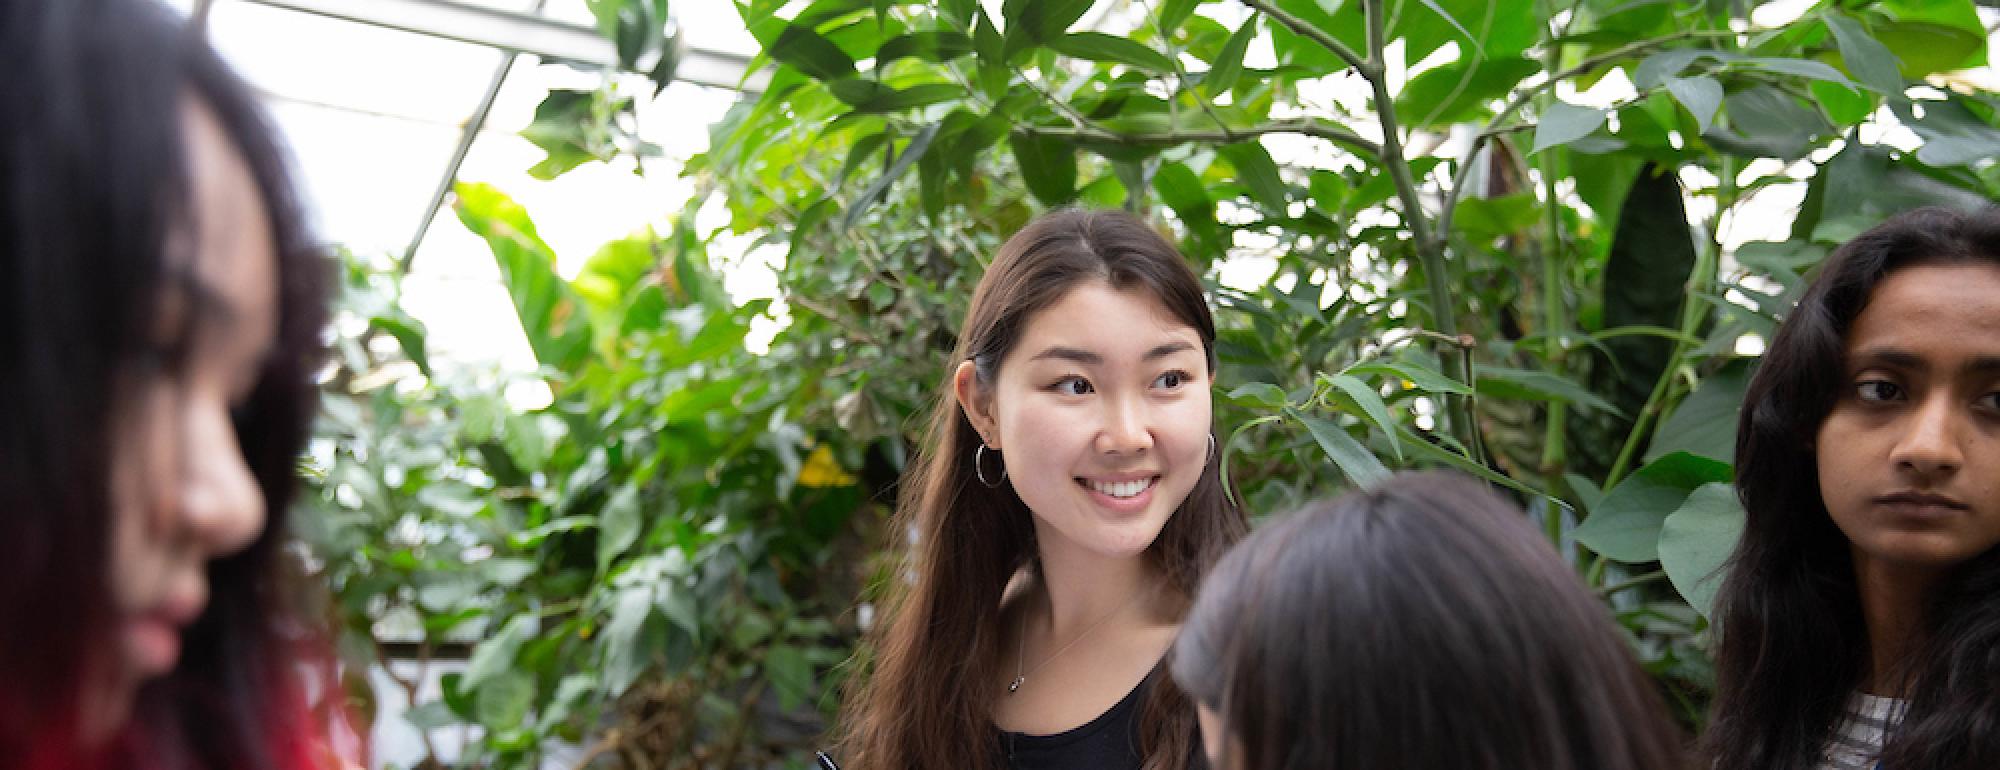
952;360;1000;449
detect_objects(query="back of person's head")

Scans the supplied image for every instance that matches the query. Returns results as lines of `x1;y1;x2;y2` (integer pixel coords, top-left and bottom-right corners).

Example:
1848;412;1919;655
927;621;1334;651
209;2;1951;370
0;0;330;766
1172;472;1685;770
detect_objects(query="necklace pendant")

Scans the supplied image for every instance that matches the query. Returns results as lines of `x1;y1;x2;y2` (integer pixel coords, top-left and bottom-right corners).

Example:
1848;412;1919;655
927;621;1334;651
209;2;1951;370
1008;676;1024;693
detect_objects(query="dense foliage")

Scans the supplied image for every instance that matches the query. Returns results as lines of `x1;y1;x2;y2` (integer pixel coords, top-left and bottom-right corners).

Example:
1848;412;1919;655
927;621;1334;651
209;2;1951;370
303;0;2000;767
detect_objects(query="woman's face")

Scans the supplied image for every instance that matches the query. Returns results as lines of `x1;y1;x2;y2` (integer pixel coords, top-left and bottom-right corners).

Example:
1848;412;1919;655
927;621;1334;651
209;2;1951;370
957;280;1212;560
1815;262;2000;573
99;102;279;728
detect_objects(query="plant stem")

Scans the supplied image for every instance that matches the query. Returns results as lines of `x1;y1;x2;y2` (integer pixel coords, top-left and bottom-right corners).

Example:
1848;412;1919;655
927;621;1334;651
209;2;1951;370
1598;569;1669;597
1537;0;1568;479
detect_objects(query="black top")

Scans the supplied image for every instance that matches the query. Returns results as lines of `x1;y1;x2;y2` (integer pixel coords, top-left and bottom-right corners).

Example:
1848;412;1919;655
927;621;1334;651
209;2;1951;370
993;663;1206;770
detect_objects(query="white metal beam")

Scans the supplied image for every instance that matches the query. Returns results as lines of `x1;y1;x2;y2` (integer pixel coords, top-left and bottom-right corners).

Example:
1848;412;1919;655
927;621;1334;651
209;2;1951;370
237;0;768;92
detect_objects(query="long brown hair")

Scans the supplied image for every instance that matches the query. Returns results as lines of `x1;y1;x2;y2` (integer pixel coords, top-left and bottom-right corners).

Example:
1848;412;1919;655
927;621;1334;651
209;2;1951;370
1173;472;1686;770
837;209;1245;769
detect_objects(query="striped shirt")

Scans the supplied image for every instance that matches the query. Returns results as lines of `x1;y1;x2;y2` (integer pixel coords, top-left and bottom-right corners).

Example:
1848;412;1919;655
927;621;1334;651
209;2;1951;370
1816;692;1905;770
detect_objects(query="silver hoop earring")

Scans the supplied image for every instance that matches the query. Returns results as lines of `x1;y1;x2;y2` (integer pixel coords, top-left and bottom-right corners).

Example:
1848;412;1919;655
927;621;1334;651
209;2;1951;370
975;444;1007;488
1208;433;1217;462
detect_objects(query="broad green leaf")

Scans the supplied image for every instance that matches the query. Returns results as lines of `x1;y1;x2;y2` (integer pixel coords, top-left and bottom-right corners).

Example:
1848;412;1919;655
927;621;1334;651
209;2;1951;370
1874;0;1987;78
1346;360;1472;395
1204;13;1257;94
1049;32;1176;71
1010;130;1079;205
1288;407;1390;487
1003;0;1093;59
1392;423;1551;501
1825;13;1906;97
1709;85;1825;160
765;643;815;711
1529;102;1607;154
1227;382;1289;408
1158;0;1201;34
596;483;642;574
1645;360;1751;464
1810;80;1876;126
1476;366;1624;416
848;83;965;113
1898;98;2000;168
600;587;655;695
453;183;593;375
474;671;535;731
367;313;432;378
1659;482;1746;619
1739;57;1854;87
1451;193;1540;238
772;23;857;81
1633;49;1714;90
1218;141;1287;210
461;614;536;695
1573;452;1731;563
1395;56;1539;129
1320;373;1402;461
1564;472;1604;515
876;30;974;63
1665;76;1723;135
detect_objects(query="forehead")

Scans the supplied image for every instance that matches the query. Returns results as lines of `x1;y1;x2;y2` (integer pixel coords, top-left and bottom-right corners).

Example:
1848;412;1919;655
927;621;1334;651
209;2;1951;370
179;101;278;332
1847;263;2000;359
1008;280;1201;361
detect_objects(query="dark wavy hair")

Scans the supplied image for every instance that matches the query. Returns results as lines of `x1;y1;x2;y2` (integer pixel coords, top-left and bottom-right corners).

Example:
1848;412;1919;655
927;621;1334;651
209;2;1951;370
1172;472;1686;770
1703;206;2000;770
0;0;332;766
838;208;1245;770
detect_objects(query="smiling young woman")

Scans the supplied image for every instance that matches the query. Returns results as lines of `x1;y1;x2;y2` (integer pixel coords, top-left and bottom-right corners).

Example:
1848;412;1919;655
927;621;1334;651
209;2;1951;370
0;1;342;766
834;209;1245;770
1704;206;2000;770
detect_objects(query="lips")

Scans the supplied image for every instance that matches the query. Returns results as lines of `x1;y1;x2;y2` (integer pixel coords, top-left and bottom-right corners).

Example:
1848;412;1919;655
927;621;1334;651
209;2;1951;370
1874;491;1969;519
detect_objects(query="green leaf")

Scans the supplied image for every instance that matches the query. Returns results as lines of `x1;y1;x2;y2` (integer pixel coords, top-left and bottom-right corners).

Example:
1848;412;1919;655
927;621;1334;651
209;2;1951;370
600;587;655;695
1158;0;1200;34
1226;382;1289;408
1740;57;1855;87
461;614;536;695
596;483;642;574
1049;32;1176;71
1573;452;1731;563
1204;13;1257;94
1825;13;1906;97
1529;102;1607;154
771;23;857;81
765;643;815;711
974;10;1008;96
1003;0;1093;59
1346;360;1472;395
1658;482;1746;619
1645;360;1750;464
1810;80;1876;126
840;121;943;231
1665;76;1723;135
848;83;966;113
1395;55;1539;129
452;183;593;375
1287;407;1390;487
1009;130;1078;205
876;30;974;63
1218;141;1286;210
1564;472;1604;515
1476;366;1624;416
1320;373;1402;462
474;671;535;731
1898;98;2000;168
367;314;432;378
1633;49;1714;90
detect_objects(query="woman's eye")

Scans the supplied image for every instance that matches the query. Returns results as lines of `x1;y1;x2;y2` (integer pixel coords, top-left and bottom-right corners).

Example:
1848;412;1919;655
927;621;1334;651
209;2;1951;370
1856;380;1903;403
1977;391;2000;413
1154;370;1190;389
1054;376;1093;396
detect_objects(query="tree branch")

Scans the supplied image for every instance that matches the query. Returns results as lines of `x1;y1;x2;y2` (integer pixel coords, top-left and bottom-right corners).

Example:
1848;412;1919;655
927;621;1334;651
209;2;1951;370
1241;0;1368;75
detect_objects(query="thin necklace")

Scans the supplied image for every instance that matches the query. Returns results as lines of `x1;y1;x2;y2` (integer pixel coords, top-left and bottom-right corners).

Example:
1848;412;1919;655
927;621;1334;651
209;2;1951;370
1009;583;1154;695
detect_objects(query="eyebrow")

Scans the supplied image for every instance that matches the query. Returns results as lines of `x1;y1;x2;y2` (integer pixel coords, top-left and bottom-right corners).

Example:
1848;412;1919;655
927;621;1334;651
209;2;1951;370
1027;341;1198;365
1851;347;2000;377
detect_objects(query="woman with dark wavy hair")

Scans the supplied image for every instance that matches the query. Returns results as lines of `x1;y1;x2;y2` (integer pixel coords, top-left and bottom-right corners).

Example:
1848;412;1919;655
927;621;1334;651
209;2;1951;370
0;0;342;766
1703;206;2000;770
1171;472;1685;770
